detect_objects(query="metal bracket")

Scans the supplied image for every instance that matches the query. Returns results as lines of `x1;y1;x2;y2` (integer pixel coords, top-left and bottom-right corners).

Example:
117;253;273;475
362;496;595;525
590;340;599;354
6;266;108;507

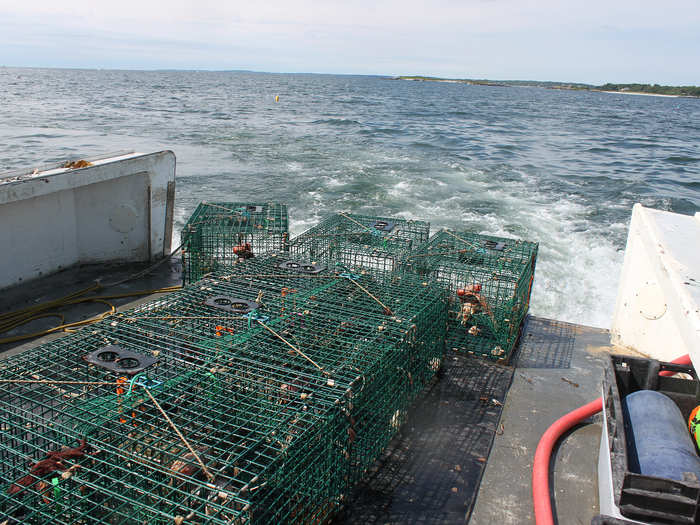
205;296;260;314
371;220;395;233
277;260;327;274
85;345;157;375
484;240;506;251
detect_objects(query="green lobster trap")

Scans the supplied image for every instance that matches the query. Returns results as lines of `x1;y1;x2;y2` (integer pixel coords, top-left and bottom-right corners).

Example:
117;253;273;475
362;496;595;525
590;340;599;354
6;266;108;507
0;256;447;524
287;213;430;278
406;229;538;362
181;202;289;283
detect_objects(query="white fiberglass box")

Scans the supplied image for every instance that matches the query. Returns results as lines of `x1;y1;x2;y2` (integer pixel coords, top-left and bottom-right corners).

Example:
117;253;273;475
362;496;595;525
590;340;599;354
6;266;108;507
611;204;700;369
0;151;176;289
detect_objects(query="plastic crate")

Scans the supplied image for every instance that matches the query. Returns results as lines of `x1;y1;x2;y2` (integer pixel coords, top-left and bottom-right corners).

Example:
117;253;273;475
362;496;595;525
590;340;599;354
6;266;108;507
181;202;289;283
0;257;448;524
407;229;538;362
602;355;700;524
287;213;430;278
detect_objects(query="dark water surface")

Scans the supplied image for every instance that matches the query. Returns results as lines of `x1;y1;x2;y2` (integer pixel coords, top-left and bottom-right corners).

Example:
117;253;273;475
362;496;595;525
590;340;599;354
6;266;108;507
1;68;698;327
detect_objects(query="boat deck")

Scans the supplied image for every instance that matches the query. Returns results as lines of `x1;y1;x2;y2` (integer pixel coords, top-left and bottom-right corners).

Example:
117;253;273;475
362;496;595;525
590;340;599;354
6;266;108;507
472;318;641;525
0;264;635;525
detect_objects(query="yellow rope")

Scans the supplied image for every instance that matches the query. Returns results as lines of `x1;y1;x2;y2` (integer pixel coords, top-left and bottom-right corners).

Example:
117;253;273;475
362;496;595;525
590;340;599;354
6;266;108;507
441;229;483;251
142;387;215;482
338;212;374;233
0;284;101;325
220;274;337;280
122;315;245;321
201;202;241;214
256;320;323;372
0;286;182;344
345;277;393;315
405;249;468;259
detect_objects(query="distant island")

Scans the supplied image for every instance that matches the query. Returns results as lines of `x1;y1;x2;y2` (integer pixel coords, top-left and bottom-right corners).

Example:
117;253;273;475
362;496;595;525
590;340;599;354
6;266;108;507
395;76;700;98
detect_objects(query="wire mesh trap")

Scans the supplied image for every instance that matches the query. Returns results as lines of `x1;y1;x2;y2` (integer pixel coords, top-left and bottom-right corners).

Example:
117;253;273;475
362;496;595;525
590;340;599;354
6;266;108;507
0;257;447;524
287;213;430;278
181;202;289;284
405;229;538;362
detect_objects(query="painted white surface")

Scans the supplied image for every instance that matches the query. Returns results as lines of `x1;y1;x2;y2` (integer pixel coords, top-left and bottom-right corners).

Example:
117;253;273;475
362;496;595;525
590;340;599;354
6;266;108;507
611;204;700;369
0;151;176;289
598;393;648;524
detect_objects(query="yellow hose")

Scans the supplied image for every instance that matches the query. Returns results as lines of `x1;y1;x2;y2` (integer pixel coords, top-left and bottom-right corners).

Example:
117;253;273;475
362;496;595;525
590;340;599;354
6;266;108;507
0;285;182;345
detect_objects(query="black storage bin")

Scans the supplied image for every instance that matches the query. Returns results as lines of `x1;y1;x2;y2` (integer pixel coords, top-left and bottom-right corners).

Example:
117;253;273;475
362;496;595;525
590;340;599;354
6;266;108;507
603;355;700;524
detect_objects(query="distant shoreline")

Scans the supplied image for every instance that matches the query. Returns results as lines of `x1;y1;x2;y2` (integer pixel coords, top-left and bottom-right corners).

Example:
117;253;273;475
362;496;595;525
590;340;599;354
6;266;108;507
596;90;681;98
395;76;700;98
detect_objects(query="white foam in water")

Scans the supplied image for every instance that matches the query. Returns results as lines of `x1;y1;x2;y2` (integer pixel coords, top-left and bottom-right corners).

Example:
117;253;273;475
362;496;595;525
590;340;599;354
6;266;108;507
173;144;626;329
436;168;626;329
6;70;691;331
287;159;627;330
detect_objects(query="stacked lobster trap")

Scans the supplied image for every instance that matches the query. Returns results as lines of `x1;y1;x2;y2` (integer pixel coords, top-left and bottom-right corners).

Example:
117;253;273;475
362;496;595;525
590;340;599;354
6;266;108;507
181;202;289;283
287;213;430;279
0;255;447;524
406;229;538;362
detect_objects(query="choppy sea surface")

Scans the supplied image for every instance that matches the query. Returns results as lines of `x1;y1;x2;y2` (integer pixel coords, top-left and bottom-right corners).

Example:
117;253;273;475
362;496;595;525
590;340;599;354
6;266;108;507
1;68;698;328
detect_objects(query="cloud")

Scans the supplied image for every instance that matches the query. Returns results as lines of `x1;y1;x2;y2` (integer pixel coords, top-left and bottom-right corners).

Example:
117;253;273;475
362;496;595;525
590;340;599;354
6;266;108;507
0;0;698;83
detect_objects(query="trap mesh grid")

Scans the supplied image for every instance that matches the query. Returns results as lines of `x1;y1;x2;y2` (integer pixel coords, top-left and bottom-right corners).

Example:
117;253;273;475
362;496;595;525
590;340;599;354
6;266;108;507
0;258;447;524
181;202;289;284
287;213;430;278
406;229;538;362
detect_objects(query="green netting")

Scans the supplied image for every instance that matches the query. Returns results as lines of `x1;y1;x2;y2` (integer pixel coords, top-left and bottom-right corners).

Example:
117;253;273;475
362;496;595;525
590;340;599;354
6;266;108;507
0;257;447;524
287;213;430;278
181;202;289;284
405;229;538;362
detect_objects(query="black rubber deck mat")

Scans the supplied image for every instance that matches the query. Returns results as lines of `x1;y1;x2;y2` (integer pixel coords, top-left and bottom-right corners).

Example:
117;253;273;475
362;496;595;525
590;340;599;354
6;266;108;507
514;316;577;369
336;351;514;524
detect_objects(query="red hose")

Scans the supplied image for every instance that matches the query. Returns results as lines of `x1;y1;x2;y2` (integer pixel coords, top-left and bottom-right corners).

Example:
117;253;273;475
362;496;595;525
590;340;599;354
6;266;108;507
532;353;692;525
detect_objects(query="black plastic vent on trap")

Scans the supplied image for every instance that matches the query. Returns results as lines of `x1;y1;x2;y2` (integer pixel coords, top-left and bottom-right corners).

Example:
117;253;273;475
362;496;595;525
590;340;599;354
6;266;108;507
85;345;157;375
246;205;263;213
204;296;260;314
277;260;327;274
371;220;395;233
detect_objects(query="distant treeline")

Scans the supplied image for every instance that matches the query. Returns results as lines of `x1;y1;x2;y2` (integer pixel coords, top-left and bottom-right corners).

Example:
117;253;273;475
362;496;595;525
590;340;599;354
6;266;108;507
598;83;700;97
396;76;700;97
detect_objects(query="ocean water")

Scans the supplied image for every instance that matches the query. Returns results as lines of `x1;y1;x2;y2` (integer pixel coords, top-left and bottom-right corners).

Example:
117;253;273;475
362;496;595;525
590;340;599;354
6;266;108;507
1;68;698;328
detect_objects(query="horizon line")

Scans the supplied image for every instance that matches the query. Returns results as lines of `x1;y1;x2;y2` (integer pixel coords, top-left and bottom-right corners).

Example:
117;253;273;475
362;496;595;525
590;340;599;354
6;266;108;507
1;65;698;88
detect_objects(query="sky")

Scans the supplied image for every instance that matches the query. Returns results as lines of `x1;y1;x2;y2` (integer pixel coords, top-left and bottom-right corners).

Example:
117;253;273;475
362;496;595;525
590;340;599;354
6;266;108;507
1;0;699;85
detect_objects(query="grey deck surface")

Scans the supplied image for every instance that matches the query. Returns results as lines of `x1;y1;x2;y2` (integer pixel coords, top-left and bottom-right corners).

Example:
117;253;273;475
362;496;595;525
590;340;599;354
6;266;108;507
471;317;638;525
338;353;513;525
0;260;182;359
338;316;627;525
